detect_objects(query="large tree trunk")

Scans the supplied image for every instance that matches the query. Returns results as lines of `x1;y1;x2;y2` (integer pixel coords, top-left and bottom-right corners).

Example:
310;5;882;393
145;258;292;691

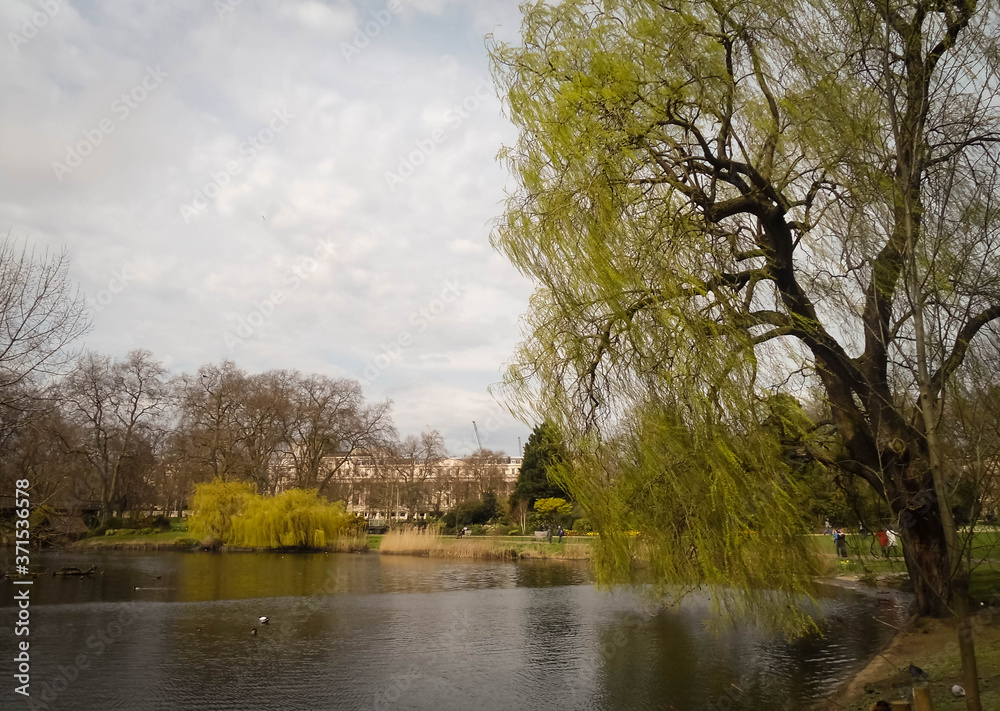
820;369;954;616
886;464;952;617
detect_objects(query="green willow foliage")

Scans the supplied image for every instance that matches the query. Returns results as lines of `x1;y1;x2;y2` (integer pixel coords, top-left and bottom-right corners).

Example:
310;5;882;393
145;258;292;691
557;404;819;634
188;480;253;540
189;480;350;548
491;0;1000;630
488;0;833;632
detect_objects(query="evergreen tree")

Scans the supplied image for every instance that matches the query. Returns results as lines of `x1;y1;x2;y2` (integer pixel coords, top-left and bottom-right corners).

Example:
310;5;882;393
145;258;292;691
512;421;569;508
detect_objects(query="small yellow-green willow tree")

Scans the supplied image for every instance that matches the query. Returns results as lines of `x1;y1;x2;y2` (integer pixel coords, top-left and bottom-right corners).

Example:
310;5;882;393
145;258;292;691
188;480;253;540
189;480;350;548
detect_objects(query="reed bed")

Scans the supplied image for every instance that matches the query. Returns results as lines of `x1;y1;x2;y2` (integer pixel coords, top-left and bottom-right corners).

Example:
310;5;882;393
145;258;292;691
378;529;516;559
377;529;591;560
327;535;370;553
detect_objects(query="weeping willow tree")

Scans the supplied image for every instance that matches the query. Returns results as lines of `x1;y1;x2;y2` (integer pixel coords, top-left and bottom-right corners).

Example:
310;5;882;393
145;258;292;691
230;489;350;548
189;480;349;548
189;479;253;540
490;0;1000;654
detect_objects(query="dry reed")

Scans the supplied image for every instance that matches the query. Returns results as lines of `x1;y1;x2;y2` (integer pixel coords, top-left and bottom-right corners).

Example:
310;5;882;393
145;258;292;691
378;529;592;560
379;529;519;559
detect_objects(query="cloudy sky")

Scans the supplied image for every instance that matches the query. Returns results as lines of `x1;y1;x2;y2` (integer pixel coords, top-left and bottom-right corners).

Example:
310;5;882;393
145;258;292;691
1;0;536;456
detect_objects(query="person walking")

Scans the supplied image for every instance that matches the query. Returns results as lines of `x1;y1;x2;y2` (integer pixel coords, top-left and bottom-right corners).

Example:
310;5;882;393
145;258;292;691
835;528;848;557
886;529;898;557
547;526;553;543
558;526;564;543
875;530;889;558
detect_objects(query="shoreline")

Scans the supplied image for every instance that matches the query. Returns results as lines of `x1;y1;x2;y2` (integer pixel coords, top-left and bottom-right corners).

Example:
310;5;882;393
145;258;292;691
52;532;595;560
819;613;1000;710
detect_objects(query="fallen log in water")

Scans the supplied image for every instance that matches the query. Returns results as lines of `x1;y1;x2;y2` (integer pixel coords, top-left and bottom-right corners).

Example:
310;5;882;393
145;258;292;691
53;565;96;576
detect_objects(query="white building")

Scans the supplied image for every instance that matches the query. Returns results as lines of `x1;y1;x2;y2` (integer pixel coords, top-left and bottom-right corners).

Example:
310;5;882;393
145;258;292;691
317;453;523;520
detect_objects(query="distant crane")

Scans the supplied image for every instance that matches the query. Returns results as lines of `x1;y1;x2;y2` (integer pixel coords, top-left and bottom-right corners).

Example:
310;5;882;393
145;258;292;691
472;420;483;454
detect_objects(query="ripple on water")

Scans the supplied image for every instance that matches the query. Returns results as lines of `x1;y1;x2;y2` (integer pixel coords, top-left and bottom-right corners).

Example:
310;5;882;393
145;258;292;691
0;552;904;711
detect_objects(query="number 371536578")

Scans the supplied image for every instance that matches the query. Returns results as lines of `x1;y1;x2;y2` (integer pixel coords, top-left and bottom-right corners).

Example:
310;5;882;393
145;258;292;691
14;479;30;561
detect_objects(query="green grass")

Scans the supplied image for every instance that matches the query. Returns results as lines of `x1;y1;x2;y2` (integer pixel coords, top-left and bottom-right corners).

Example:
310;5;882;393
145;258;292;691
808;529;1000;560
841;619;1000;711
808;532;1000;604
969;530;1000;560
969;568;1000;604
74;529;194;547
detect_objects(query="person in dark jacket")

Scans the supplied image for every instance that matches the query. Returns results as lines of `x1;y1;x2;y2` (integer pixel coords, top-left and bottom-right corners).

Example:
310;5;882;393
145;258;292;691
835;529;848;557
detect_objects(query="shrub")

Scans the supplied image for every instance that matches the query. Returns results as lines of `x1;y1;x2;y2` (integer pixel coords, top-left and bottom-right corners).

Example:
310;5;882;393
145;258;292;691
470;524;485;536
173;537;200;549
89;515;125;537
138;515;171;531
445;493;500;528
572;517;593;534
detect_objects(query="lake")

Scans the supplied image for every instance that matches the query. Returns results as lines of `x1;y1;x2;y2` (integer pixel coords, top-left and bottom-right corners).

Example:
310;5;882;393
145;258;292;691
0;550;906;710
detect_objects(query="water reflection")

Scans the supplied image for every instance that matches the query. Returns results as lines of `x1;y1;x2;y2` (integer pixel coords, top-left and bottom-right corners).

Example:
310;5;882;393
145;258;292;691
0;551;903;710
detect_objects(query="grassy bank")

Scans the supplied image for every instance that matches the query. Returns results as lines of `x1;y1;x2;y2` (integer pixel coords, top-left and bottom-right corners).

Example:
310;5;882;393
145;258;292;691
824;615;1000;710
68;529;369;552
373;529;593;560
807;531;1000;708
70;529;197;550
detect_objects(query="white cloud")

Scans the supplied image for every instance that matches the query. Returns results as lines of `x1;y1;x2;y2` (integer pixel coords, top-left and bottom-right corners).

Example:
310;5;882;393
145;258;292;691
0;0;534;454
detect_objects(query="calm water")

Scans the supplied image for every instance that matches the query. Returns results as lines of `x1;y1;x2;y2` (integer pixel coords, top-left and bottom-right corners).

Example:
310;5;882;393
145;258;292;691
0;550;906;710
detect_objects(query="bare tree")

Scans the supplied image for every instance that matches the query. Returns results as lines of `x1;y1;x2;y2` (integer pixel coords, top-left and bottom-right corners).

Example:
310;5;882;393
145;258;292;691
387;429;447;518
61;350;167;518
309;381;394;496
172;360;248;482
464;448;508;499
233;370;294;494
0;239;89;442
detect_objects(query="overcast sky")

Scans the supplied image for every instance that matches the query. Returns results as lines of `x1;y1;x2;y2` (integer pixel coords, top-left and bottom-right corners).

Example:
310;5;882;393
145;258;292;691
1;0;536;457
